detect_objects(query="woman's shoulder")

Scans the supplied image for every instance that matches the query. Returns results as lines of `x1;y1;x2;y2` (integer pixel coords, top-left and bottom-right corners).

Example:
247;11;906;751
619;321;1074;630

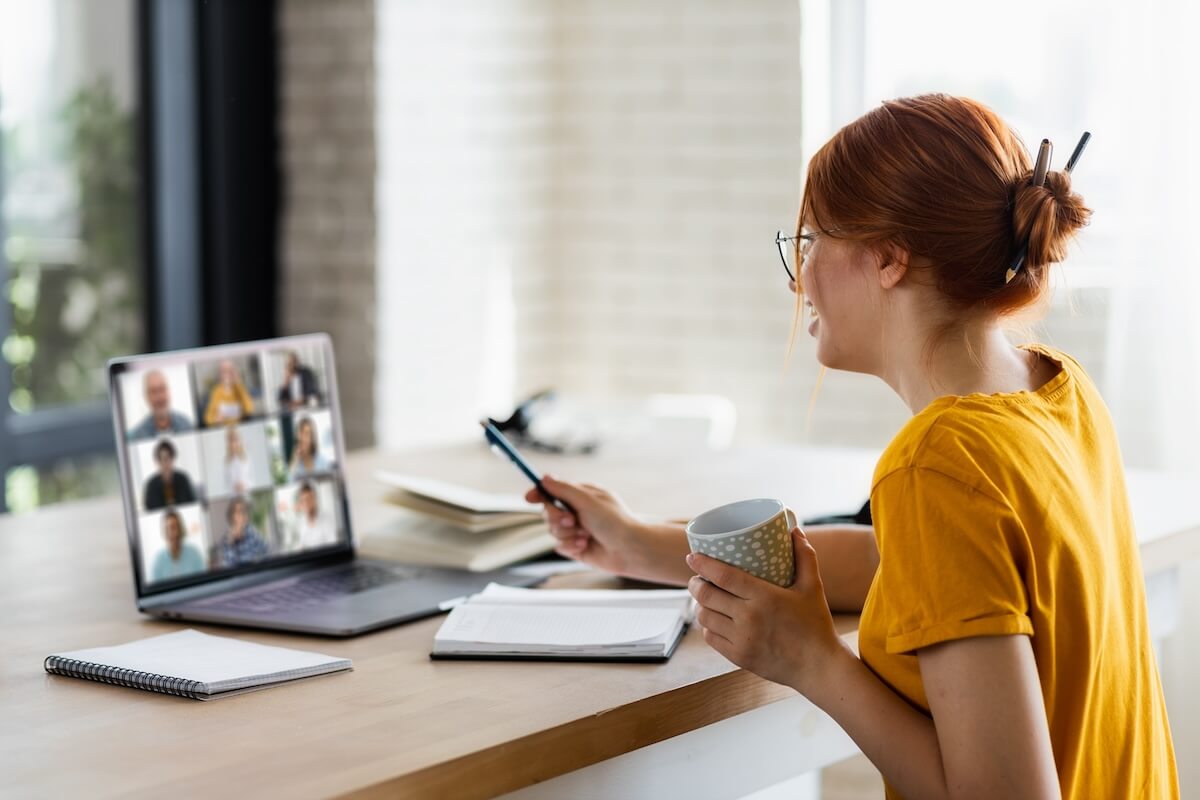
871;344;1097;500
871;403;972;492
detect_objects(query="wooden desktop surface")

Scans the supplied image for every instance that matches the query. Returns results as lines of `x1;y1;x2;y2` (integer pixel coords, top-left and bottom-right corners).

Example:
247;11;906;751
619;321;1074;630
2;443;1197;799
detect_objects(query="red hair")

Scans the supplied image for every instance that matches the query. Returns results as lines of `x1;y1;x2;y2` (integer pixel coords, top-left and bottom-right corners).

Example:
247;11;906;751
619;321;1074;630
799;94;1091;317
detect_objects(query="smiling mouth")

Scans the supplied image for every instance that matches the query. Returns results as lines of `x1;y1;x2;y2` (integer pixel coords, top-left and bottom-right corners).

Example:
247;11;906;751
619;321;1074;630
805;299;819;320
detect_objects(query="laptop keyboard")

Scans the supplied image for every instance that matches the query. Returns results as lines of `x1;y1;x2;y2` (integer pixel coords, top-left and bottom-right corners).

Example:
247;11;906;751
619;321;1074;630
192;564;422;615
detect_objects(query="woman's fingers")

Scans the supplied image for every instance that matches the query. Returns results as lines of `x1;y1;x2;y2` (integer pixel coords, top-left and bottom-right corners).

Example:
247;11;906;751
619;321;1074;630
525;485;579;533
547;524;584;547
688;575;741;617
695;605;736;639
543;505;576;534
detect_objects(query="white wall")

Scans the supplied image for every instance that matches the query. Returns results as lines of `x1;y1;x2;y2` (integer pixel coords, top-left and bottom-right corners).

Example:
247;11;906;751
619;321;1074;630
372;1;1130;458
513;1;826;445
375;2;548;448
373;0;906;451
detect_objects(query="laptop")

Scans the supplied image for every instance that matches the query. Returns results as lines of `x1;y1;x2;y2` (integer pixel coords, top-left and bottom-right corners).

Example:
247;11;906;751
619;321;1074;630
108;333;540;636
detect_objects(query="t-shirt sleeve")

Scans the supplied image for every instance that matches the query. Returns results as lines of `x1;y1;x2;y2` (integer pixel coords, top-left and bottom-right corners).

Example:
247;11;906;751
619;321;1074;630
870;467;1034;654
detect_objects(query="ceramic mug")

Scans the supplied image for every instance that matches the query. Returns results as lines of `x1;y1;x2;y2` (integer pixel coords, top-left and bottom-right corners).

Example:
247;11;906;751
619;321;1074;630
685;498;797;587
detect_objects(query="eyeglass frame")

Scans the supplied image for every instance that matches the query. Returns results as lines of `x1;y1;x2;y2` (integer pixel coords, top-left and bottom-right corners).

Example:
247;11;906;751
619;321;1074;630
775;229;823;283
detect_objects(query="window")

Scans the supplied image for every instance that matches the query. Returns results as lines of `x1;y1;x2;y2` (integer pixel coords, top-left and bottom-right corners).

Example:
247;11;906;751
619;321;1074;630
0;0;280;512
802;0;1133;288
801;0;1200;468
0;0;143;511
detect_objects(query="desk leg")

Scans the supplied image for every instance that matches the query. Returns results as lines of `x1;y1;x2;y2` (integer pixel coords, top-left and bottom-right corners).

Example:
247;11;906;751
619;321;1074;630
498;694;859;800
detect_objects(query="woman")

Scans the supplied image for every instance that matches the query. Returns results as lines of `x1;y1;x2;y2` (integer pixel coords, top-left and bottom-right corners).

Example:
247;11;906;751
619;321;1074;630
527;95;1177;799
149;508;206;581
204;360;256;426
220;496;269;567
285;481;338;551
224;425;250;495
288;416;331;480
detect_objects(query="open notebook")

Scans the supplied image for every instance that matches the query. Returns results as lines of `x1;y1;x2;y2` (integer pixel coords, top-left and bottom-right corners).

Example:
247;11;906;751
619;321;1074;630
44;630;352;700
431;584;693;662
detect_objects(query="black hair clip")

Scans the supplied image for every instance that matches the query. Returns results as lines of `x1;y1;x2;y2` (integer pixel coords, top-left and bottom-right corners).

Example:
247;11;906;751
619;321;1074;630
1006;131;1091;284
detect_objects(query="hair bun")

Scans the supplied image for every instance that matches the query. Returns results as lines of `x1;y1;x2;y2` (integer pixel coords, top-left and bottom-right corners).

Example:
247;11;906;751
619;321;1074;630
1011;170;1092;272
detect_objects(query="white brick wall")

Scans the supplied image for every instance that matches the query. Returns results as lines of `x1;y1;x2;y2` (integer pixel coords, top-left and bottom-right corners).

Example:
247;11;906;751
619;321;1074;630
519;0;919;450
278;0;377;449
287;0;1117;457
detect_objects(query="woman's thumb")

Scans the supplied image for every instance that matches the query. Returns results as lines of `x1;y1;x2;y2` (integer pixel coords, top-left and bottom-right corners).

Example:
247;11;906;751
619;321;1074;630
789;527;818;587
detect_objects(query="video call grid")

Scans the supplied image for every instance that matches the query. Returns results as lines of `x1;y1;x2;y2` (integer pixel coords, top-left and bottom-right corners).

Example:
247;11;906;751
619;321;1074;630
118;346;346;585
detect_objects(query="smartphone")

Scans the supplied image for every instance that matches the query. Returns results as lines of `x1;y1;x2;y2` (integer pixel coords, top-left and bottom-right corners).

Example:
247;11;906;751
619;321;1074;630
479;420;576;515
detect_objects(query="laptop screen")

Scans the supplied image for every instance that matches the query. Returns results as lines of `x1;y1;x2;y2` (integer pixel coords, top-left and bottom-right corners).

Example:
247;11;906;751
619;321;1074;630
108;335;352;596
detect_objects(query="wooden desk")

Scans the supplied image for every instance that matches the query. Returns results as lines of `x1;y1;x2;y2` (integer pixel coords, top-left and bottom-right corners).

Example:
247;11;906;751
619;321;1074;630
1;444;1196;799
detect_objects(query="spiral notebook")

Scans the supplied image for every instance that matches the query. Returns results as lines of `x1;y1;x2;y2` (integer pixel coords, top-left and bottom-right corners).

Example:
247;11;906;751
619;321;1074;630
44;629;352;701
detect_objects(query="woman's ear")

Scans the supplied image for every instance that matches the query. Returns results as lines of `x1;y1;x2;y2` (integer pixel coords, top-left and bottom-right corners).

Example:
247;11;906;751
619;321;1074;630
878;243;909;289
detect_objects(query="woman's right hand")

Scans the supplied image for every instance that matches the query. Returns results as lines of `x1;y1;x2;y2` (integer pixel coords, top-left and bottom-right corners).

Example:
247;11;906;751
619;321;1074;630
524;476;644;577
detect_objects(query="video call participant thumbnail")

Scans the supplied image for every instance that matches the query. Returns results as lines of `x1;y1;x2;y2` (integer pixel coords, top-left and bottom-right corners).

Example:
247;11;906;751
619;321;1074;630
278;351;322;411
221;496;270;567
204;360;257;427
224;426;250;495
289;415;331;480
150;508;206;582
128;369;194;441
283;481;338;551
143;439;197;511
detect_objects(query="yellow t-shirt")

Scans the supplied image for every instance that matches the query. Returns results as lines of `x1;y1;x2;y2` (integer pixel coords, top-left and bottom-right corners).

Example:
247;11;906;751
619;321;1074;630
858;344;1178;799
204;382;255;426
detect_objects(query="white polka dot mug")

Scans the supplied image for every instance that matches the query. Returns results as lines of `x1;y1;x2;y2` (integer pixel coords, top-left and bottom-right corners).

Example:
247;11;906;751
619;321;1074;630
685;498;797;587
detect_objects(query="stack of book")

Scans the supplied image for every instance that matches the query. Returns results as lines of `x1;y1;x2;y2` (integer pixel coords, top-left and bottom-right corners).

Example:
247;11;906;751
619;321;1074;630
366;472;556;572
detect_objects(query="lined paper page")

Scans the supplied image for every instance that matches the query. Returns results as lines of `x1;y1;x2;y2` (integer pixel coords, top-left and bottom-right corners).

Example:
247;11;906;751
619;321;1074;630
473;583;692;611
436;605;680;647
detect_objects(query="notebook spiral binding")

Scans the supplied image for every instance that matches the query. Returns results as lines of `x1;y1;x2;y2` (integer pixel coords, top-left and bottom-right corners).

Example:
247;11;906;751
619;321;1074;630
44;656;206;699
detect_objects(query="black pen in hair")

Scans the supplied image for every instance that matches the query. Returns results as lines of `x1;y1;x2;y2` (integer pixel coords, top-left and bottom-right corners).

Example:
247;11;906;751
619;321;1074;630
1064;131;1091;175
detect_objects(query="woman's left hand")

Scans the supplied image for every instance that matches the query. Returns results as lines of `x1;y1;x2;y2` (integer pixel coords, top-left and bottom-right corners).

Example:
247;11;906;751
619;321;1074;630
687;527;848;695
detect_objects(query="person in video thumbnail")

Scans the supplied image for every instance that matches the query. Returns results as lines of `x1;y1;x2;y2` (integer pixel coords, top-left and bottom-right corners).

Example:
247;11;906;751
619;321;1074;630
277;351;322;411
143;439;197;511
204;360;256;426
224;426;250;495
286;481;337;551
220;496;269;567
150;508;206;582
288;415;331;480
127;369;193;441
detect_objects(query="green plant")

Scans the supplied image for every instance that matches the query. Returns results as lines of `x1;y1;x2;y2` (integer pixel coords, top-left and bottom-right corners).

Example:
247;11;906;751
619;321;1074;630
3;77;141;412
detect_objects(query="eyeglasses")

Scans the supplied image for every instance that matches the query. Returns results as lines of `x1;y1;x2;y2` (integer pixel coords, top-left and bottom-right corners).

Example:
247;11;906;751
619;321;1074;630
775;230;821;283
